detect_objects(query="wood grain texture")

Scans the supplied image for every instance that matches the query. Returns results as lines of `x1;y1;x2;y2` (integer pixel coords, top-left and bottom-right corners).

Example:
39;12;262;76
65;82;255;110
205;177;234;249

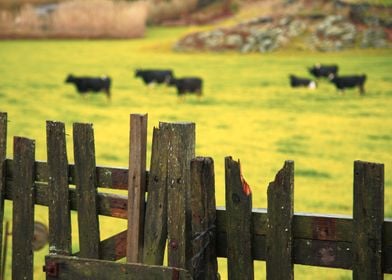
225;157;254;280
46;121;72;255
266;160;294;280
0;112;6;269
162;122;195;270
73;123;100;259
352;161;384;279
127;114;147;263
74;230;127;261
45;255;192;280
190;157;218;280
6;159;132;189
12;137;35;280
143;127;168;265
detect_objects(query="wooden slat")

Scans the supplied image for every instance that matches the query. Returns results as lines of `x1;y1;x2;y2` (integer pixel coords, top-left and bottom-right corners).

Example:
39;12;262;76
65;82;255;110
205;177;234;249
163;122;195;270
73;123;100;259
127;114;147;263
47;121;72;255
190;157;218;280
294;239;352;268
45;255;192;280
5;180;128;219
1;221;9;280
0;112;6;270
266;160;294;280
143;128;168;265
6;159;132;190
12;137;35;280
384;245;392;273
74;230;127;261
225;157;253;280
352;161;384;279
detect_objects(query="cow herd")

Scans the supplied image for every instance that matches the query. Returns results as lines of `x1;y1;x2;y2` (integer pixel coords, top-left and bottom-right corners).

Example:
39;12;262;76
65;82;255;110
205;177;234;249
290;64;367;95
65;69;203;100
64;63;367;100
134;69;203;96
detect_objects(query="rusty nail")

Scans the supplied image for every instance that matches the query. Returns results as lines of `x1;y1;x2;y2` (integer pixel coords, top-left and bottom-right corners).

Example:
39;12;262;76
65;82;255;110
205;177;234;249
43;261;59;277
312;217;336;240
169;239;178;250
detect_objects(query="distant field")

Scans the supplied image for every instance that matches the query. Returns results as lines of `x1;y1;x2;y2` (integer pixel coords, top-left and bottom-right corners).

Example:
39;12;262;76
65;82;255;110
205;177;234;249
0;27;391;279
346;0;392;5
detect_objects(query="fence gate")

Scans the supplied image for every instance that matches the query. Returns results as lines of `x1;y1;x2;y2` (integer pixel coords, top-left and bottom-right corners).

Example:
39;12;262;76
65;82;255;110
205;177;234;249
1;111;391;280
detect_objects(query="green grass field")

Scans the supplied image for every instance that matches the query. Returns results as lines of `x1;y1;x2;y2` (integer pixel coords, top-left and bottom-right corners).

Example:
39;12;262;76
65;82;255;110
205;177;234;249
0;27;391;279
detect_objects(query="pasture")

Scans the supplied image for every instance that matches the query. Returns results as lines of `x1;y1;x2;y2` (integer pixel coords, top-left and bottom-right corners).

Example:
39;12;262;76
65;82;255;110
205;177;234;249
0;26;391;279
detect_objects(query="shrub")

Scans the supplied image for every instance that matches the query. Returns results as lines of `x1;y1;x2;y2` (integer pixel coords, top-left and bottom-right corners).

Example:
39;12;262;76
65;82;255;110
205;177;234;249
0;0;148;38
51;0;148;38
147;0;198;24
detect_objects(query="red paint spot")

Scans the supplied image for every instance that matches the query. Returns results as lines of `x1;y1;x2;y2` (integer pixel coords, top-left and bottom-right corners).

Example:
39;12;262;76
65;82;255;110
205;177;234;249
239;161;251;196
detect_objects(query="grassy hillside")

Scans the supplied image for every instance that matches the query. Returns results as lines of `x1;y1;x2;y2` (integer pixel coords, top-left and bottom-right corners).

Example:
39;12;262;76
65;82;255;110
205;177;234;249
0;27;391;279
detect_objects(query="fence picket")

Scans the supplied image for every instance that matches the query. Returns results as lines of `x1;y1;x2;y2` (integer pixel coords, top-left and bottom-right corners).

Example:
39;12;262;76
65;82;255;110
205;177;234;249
163;122;195;270
225;157;254;280
190;157;218;280
127;114;148;263
47;121;72;255
73;123;100;259
12;137;35;280
143;128;168;265
353;161;384;279
266;160;294;280
0;112;6;270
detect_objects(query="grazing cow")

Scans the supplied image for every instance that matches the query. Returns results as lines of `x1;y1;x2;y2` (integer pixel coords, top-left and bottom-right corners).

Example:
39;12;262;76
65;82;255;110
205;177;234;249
65;74;111;99
134;69;174;85
289;75;317;89
328;74;367;95
168;77;203;96
308;64;339;78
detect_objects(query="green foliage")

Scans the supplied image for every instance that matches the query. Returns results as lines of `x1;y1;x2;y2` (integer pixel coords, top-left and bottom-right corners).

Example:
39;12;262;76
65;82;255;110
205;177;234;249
0;28;391;279
348;0;392;6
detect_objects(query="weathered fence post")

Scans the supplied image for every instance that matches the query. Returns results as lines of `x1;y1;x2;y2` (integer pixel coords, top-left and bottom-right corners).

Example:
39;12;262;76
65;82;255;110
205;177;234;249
162;122;195;271
73;123;100;259
353;160;384;280
143;127;168;265
127;114;147;263
47;121;72;255
12;137;35;280
266;160;294;280
190;157;218;280
225;157;253;280
0;112;6;270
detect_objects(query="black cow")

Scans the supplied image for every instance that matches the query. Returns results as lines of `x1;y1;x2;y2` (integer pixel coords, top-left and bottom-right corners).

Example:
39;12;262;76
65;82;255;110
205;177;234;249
168;77;203;96
289;75;317;89
135;69;174;85
308;64;339;78
65;74;111;99
329;74;367;95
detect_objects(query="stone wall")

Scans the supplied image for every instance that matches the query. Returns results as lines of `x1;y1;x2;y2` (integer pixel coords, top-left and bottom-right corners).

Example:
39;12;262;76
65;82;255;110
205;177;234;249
174;11;391;52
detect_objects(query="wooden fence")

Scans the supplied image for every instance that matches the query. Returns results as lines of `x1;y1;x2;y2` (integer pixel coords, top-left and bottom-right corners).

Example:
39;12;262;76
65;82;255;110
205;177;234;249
0;111;391;279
